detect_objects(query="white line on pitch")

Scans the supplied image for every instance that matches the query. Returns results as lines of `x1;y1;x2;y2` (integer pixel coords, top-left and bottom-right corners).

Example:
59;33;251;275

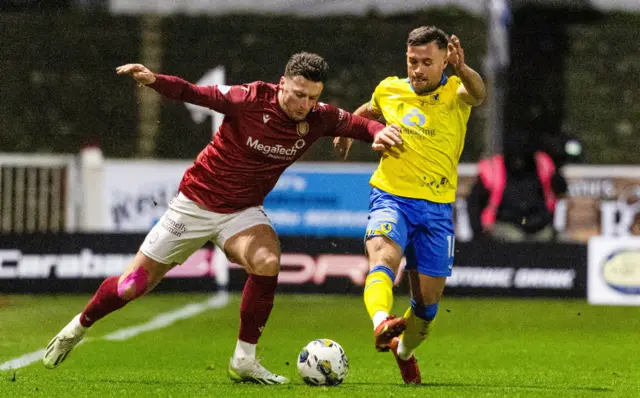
0;350;46;372
0;291;230;371
104;291;229;341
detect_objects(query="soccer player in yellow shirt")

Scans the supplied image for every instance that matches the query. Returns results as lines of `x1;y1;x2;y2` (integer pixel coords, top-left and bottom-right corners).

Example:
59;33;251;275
335;26;485;384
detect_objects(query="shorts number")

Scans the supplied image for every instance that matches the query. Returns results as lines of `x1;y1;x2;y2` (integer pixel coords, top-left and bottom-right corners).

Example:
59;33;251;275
446;235;455;258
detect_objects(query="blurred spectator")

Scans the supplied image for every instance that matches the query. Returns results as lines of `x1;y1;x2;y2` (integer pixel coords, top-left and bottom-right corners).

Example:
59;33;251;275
618;187;640;237
467;134;568;242
560;198;601;242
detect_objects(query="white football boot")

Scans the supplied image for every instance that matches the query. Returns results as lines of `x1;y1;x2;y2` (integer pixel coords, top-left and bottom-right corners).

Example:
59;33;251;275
43;314;86;369
227;357;289;385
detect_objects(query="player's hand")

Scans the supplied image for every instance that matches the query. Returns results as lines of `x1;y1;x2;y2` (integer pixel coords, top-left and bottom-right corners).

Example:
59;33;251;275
372;124;402;152
447;35;466;71
333;137;353;161
116;63;156;86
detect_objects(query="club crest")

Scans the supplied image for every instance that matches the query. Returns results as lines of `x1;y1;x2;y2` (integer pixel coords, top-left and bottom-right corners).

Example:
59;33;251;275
297;121;309;136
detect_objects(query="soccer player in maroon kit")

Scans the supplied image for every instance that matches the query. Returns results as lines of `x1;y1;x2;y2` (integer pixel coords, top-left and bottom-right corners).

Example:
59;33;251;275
42;53;402;384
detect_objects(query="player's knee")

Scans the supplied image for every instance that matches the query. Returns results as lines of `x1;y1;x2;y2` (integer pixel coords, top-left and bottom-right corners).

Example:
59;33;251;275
117;267;149;301
411;298;439;321
249;251;280;276
366;237;402;270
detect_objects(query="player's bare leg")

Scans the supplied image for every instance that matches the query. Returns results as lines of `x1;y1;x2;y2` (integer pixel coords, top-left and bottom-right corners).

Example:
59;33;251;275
224;224;289;385
43;252;174;369
364;236;406;351
394;269;446;384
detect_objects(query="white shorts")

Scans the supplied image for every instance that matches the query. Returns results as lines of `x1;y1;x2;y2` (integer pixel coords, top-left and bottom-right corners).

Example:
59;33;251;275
140;192;273;265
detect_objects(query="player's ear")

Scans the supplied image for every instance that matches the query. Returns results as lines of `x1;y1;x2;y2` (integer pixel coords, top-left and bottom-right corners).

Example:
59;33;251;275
279;76;285;88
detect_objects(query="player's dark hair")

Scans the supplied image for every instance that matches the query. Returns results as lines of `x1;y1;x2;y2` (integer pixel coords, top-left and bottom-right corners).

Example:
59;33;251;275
406;26;449;50
284;52;329;83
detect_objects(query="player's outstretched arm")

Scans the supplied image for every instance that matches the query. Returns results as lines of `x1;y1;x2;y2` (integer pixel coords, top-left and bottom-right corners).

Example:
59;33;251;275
447;35;486;106
116;63;234;112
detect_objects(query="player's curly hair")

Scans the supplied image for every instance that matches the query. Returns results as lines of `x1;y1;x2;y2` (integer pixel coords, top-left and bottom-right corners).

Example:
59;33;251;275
284;52;329;83
406;26;449;50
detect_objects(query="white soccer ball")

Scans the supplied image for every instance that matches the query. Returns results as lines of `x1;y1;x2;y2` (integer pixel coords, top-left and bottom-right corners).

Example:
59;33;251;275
297;339;349;386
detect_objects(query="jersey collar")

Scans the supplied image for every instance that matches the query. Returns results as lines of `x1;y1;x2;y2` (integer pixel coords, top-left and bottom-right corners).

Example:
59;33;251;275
406;73;448;94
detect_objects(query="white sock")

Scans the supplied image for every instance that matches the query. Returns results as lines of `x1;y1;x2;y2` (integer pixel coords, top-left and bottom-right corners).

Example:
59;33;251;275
71;314;88;335
73;323;87;336
372;311;389;330
397;338;413;361
233;340;256;363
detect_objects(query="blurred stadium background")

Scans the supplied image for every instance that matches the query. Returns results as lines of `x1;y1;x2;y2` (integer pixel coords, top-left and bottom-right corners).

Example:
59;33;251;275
1;0;640;396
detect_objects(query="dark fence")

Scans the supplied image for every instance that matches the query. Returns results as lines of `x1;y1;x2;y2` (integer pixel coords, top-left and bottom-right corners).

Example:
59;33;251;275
0;10;489;162
2;10;639;163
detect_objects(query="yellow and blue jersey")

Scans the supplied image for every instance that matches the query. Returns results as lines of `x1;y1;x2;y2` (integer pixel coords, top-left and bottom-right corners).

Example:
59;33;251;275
368;74;472;203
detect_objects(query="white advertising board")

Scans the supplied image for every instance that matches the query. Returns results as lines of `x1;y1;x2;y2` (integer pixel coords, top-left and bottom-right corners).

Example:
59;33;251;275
103;160;191;232
588;236;640;305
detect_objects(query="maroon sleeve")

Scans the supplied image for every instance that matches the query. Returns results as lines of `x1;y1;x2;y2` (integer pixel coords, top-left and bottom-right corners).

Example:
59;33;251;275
319;104;384;143
148;74;251;115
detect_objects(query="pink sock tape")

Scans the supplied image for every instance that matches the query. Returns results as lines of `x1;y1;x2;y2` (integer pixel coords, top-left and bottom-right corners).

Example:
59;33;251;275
117;267;149;299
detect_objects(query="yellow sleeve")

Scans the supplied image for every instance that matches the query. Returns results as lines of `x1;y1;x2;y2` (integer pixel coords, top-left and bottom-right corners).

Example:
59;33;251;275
453;76;473;110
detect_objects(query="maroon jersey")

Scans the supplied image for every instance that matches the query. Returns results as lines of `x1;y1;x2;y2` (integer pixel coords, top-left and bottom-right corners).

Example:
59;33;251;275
149;75;384;213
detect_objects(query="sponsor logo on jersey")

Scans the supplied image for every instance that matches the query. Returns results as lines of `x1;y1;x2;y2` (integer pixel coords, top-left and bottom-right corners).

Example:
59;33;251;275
246;136;306;160
402;108;426;127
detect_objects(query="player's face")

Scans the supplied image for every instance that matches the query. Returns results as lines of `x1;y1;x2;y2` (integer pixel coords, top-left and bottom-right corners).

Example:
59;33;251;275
278;75;323;121
406;42;448;94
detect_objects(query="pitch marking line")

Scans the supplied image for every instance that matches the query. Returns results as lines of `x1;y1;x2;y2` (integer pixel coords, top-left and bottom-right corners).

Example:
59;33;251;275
0;291;230;371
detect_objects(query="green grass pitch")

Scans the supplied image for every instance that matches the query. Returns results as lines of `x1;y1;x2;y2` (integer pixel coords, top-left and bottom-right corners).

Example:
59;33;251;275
1;293;639;397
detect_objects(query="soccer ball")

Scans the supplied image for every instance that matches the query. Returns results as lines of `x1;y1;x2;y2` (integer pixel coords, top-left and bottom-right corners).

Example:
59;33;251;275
297;339;349;386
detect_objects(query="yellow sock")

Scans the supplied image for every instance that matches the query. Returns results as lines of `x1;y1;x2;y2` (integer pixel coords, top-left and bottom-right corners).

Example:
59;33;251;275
364;266;394;325
398;307;432;360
